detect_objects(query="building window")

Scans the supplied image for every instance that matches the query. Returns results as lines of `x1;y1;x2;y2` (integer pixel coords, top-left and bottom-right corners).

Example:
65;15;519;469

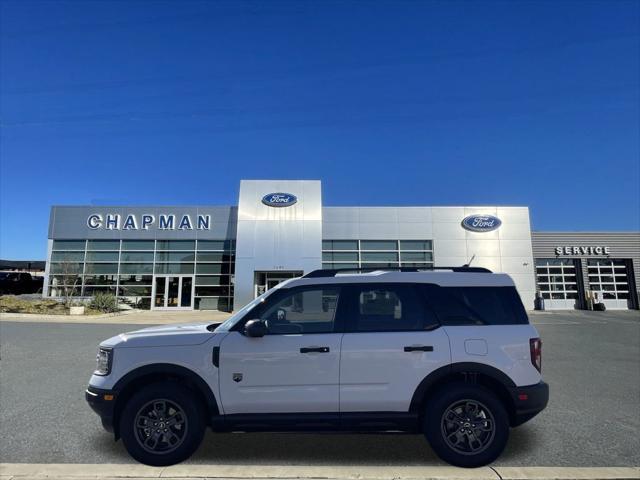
322;240;358;251
361;240;398;251
84;275;118;285
121;240;155;250
50;251;85;262
85;252;119;262
51;240;85;251
194;239;235;311
535;258;579;300
321;239;434;270
155;252;196;262
120;252;154;263
86;240;120;251
156;240;195;250
198;240;235;251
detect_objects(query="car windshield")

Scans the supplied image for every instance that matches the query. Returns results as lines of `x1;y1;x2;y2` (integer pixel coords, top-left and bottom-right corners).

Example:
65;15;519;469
0;272;14;280
212;289;276;333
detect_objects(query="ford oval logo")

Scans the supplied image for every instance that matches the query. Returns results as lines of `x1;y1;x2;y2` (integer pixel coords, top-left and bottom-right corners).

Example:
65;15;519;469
261;192;298;207
461;214;502;232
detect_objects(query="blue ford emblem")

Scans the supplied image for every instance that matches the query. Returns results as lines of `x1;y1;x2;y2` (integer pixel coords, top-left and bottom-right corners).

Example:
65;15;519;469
461;214;502;232
261;192;297;207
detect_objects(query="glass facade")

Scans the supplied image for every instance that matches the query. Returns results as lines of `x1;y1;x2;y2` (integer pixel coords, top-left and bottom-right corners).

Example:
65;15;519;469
322;239;434;270
48;239;235;310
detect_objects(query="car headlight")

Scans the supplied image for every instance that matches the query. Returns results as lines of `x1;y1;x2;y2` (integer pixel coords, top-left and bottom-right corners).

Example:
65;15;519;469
94;347;113;376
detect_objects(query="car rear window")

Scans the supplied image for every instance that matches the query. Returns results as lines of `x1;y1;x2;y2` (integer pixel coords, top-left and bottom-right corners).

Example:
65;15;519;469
421;285;529;326
349;284;438;332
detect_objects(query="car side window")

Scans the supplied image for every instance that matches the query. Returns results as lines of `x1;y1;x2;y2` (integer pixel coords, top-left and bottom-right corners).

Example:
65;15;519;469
421;285;527;326
349;284;438;332
421;285;483;326
261;287;340;334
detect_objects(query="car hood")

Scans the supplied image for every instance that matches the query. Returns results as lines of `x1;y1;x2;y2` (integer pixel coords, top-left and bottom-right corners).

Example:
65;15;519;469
100;322;215;348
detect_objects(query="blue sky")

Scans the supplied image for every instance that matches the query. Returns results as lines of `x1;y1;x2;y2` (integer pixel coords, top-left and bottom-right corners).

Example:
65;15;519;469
1;0;638;260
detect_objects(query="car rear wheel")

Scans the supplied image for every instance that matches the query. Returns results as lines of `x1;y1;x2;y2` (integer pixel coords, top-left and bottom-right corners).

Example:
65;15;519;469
119;383;205;466
424;383;509;467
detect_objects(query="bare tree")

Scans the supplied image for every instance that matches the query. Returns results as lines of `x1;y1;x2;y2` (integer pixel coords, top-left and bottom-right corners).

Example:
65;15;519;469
51;259;82;308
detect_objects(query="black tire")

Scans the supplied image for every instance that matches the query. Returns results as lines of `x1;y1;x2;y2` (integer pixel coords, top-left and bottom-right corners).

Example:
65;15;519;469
119;382;205;466
424;383;509;468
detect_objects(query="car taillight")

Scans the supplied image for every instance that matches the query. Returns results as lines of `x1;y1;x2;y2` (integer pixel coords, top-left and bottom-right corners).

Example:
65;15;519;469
530;337;542;373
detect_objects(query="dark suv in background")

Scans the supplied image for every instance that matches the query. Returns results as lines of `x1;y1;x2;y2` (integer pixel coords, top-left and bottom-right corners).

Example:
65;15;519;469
0;272;43;295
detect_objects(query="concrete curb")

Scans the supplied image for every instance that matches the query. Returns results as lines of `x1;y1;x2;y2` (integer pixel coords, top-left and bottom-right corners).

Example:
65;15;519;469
0;311;133;321
0;311;230;325
0;464;638;480
494;468;640;479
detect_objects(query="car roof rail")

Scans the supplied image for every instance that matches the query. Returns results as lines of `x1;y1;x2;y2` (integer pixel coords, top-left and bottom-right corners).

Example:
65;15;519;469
302;266;492;278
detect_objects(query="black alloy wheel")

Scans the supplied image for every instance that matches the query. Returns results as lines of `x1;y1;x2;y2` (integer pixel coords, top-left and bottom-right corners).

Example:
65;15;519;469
119;383;205;466
424;383;509;467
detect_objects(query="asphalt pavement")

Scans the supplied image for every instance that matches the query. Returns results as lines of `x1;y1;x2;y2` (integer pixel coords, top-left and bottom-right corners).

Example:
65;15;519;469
0;310;638;466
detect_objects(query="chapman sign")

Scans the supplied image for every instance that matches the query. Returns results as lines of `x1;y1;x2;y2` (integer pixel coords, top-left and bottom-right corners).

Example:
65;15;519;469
87;214;211;231
461;214;502;232
555;246;611;256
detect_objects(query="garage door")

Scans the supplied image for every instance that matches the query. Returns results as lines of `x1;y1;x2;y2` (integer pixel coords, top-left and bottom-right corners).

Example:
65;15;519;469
536;259;579;310
587;259;631;310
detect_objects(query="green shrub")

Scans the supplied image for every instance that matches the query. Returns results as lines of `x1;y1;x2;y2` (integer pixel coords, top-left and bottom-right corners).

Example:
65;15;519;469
89;292;118;313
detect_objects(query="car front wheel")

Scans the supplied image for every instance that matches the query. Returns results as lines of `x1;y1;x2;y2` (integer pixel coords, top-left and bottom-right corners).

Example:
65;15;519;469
424;383;509;468
119;383;205;466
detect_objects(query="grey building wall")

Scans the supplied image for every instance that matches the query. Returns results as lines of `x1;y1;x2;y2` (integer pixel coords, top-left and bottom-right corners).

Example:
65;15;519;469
531;231;640;307
324;206;537;309
234;180;323;310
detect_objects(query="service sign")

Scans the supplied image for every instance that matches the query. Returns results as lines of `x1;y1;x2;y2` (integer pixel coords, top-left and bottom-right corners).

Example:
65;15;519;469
555;246;611;256
261;193;297;207
461;214;502;232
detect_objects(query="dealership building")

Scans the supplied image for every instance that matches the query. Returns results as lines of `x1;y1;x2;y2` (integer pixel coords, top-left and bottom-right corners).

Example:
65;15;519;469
44;180;640;312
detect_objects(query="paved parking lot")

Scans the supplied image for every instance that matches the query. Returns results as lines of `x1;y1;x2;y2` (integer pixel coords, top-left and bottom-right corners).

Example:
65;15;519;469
0;310;638;466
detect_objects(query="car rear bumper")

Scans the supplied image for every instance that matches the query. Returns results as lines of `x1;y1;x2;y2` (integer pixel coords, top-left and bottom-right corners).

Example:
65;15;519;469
86;385;116;433
509;381;549;426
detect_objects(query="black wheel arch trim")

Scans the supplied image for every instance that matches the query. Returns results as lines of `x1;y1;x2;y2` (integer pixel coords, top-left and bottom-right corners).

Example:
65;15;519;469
112;363;220;418
409;362;516;413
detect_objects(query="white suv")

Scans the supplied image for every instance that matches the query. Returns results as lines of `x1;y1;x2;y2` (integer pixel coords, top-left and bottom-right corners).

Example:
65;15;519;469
86;267;548;468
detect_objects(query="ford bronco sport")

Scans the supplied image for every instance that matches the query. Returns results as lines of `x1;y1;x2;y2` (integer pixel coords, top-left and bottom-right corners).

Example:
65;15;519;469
86;267;548;467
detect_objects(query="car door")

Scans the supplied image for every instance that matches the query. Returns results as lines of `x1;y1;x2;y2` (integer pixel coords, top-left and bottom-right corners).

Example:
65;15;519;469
339;283;450;412
219;285;344;414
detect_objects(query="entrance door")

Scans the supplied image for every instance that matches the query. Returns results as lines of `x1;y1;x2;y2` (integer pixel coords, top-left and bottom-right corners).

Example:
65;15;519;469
254;271;303;298
153;275;194;309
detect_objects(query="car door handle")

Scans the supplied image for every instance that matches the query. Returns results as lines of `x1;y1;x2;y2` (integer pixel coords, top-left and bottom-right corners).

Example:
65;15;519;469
404;345;434;352
212;346;220;368
300;346;330;353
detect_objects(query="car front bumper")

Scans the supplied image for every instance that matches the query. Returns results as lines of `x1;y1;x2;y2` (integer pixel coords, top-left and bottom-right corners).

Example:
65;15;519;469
509;381;549;426
86;385;117;433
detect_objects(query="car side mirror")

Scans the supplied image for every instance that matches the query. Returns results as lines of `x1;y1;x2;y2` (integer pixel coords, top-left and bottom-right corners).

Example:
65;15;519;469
244;319;267;338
